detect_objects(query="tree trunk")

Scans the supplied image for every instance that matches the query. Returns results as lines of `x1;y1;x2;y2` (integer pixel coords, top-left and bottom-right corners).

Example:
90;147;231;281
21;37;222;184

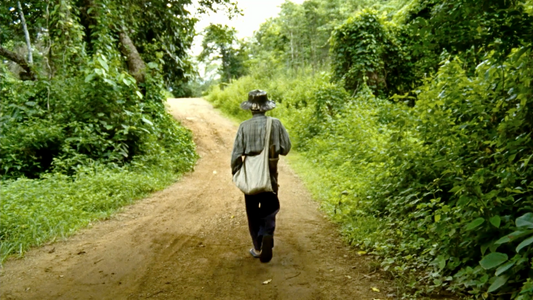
290;31;295;69
118;30;146;84
17;1;33;64
221;46;231;83
0;45;35;80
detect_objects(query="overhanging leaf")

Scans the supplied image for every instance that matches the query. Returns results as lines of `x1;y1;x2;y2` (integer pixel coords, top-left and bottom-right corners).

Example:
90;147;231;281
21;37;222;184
495;230;531;244
97;56;108;71
516;213;533;229
434;214;441;222
481;243;490;256
495;260;515;276
85;73;95;83
487;275;509;293
516;235;533;253
141;117;153;126
480;252;508;270
489;215;501;228
466;217;485;231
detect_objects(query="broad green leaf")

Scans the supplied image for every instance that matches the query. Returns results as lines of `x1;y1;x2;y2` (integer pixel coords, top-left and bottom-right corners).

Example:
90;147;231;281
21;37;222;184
103;79;116;87
516;235;533;253
481;243;490;256
479;274;489;284
489;216;501;228
495;230;531;244
466;217;485;231
522;154;533;169
449;185;462;193
495;260;515;276
123;77;133;86
141;117;153;126
434;214;441;222
432;254;446;270
489;242;500;253
516;213;533;229
136;91;143;99
97;56;108;71
85;73;95;83
487;275;509;293
480;252;508;270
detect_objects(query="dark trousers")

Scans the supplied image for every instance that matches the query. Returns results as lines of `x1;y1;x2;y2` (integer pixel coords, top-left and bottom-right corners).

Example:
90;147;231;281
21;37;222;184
244;192;280;251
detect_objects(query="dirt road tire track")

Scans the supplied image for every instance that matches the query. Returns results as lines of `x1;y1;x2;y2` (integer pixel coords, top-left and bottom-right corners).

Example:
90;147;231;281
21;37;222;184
0;98;391;299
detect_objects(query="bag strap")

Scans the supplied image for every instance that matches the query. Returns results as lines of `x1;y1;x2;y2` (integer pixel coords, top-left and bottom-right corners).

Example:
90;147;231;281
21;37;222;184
264;117;272;161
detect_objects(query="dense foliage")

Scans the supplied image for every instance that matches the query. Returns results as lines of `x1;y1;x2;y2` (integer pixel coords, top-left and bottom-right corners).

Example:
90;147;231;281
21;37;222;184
198;24;248;83
330;9;408;97
0;0;237;261
207;0;533;298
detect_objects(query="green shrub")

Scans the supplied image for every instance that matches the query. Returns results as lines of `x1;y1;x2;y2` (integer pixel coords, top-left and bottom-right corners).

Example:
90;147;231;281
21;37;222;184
207;47;533;297
361;49;533;296
0;54;197;262
330;9;409;97
0;124;196;263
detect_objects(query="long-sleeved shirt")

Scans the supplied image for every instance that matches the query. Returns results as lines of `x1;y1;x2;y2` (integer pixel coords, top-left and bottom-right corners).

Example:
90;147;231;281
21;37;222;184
231;113;291;192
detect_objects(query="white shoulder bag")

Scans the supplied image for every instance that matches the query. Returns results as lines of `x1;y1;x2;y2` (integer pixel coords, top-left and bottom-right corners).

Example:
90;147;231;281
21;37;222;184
233;117;274;195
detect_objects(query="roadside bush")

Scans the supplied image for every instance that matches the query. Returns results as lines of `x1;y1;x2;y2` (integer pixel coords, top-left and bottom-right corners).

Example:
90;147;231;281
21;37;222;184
361;49;533;296
0;52;191;178
207;0;533;298
0;150;193;263
0;54;197;262
330;9;409;97
208;48;533;298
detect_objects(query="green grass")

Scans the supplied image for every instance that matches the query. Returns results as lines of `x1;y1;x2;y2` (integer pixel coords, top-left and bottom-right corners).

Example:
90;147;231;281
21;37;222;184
286;153;459;299
285;152;330;205
286;152;383;245
0;151;196;264
206;75;388;248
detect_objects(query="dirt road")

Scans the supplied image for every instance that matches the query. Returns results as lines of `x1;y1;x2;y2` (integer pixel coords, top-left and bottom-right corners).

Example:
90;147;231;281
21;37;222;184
0;98;391;299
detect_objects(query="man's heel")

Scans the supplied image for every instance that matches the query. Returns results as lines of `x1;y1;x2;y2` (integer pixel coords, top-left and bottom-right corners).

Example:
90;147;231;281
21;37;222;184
260;235;273;263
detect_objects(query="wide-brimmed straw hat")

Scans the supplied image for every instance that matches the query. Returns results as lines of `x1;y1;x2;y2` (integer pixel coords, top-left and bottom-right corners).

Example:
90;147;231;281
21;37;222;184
240;90;276;112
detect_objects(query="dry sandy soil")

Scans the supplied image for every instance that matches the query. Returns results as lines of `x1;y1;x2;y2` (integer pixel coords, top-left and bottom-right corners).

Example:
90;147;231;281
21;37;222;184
0;98;395;300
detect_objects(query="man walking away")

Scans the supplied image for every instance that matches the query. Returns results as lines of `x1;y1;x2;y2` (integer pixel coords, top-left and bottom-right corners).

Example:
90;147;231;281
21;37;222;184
231;90;291;263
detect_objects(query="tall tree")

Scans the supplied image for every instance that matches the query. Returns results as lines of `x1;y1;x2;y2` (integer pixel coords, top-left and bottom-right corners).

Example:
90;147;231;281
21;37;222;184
16;1;32;64
0;0;239;178
1;0;239;88
198;24;247;83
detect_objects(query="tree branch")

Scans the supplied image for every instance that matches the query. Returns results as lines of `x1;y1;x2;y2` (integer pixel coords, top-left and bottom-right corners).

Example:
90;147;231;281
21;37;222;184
0;45;35;80
17;1;33;64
